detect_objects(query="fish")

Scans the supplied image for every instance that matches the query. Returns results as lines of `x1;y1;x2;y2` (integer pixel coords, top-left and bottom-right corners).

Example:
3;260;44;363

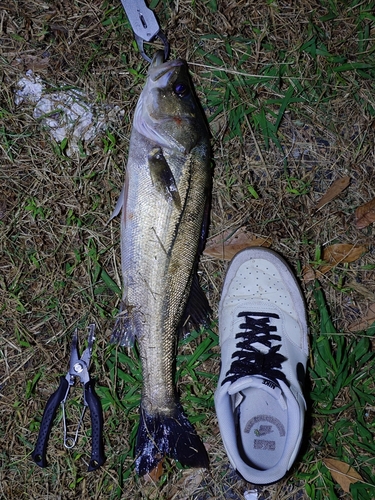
110;50;212;476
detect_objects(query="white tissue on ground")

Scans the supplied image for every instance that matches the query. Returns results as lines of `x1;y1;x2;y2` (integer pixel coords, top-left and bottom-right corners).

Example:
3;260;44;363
14;70;124;157
244;490;258;500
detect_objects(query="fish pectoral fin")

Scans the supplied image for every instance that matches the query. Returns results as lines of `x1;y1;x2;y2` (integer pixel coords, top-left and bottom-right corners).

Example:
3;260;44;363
180;274;211;337
110;301;136;347
148;147;181;209
135;402;209;476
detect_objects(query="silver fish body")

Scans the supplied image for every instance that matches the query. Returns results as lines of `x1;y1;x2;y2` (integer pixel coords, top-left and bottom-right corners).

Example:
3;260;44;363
111;52;211;475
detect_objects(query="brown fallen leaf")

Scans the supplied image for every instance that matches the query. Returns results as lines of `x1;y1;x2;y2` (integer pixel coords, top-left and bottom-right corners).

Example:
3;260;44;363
315;176;351;211
302;265;316;282
12;54;50;72
355;197;375;229
302;244;367;282
348;303;375;332
323;243;368;264
204;227;271;260
323;458;363;493
144;458;164;482
302;264;334;282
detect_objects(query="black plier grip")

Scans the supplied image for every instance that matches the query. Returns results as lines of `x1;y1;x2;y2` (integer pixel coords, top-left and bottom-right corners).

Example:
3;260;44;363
84;379;105;471
32;376;69;468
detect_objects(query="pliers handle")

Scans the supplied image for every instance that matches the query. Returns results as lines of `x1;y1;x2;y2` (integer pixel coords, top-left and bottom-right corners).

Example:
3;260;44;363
31;325;105;472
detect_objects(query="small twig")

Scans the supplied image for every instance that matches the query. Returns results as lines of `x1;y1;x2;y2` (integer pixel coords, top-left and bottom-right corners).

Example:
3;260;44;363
0;353;34;386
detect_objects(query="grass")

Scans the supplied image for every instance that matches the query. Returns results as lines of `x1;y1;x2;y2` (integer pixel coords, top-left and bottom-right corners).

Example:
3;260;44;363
1;0;375;498
299;282;375;500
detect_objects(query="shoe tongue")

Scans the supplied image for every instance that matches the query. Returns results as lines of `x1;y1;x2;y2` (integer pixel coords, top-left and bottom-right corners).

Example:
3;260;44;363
229;375;286;409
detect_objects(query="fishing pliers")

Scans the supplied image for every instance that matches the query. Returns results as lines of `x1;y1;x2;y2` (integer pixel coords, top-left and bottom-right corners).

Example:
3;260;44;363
32;324;105;471
120;0;169;63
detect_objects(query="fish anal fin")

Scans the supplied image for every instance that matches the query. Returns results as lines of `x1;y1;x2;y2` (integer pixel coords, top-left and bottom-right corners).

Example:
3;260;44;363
110;301;136;347
148;147;181;209
135;402;209;476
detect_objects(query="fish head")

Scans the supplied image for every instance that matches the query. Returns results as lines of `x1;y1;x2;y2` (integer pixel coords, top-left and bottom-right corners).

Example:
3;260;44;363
134;51;208;153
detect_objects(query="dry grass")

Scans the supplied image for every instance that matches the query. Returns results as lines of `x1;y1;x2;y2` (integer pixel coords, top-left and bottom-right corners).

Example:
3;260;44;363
1;0;375;499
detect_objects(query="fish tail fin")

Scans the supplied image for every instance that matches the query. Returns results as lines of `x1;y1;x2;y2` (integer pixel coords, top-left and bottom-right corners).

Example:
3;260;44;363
135;402;209;475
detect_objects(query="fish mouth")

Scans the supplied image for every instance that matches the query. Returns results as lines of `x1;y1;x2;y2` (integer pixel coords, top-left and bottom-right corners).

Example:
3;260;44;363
150;51;184;82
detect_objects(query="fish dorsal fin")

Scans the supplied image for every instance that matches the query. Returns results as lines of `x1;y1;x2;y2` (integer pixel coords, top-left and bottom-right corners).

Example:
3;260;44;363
148;147;181;209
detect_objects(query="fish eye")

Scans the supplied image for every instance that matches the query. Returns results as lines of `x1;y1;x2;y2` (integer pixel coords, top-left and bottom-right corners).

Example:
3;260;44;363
173;82;190;98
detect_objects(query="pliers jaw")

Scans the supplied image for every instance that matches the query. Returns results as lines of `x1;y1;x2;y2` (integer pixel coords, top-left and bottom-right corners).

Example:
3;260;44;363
135;31;169;64
66;324;95;388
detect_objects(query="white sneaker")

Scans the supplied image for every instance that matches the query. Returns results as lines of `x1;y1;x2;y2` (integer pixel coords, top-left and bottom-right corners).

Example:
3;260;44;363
214;247;308;485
